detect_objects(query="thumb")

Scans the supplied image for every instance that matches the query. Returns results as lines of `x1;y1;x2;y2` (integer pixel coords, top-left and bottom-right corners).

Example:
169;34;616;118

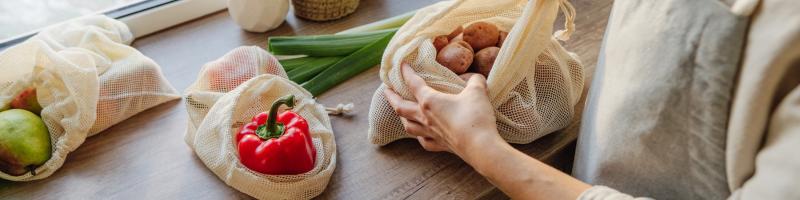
463;74;488;94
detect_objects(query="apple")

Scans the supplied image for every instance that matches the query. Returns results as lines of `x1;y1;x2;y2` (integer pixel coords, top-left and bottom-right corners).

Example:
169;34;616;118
0;109;51;176
10;87;42;115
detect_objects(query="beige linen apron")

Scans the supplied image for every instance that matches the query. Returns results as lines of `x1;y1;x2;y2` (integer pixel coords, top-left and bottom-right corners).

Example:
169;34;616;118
573;0;755;199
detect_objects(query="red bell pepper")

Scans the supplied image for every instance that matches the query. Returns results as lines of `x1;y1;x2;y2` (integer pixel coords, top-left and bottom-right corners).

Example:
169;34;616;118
236;95;316;175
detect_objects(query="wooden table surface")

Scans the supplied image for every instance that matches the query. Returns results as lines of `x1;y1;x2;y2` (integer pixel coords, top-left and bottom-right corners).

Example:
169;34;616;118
0;0;612;199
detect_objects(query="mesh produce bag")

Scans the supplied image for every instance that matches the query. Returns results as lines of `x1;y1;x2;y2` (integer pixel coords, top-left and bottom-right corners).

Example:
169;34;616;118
184;46;288;136
0;16;179;181
184;47;336;199
368;0;584;145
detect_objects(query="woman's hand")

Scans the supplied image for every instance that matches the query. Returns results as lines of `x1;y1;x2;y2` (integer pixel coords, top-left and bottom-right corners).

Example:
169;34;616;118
385;63;590;199
384;63;503;155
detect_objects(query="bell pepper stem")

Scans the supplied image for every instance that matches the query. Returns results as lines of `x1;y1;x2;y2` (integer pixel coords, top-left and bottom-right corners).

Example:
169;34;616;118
258;95;296;139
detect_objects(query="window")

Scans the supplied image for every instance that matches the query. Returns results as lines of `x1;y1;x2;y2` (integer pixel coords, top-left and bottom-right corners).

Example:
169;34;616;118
0;0;226;48
0;0;145;41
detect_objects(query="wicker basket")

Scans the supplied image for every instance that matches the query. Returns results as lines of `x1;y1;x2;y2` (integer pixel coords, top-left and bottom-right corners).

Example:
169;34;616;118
292;0;359;21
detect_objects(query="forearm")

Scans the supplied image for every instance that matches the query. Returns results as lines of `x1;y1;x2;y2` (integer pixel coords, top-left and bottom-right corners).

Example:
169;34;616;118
454;130;590;200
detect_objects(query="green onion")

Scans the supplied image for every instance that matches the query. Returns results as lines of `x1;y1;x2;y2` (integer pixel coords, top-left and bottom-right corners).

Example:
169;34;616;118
271;10;416;95
301;31;395;96
336;10;415;35
268;28;396;57
278;57;316;72
279;56;311;72
286;57;342;83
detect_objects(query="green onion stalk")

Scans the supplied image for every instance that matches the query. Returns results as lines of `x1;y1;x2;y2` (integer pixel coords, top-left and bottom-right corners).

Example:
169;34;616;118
269;10;416;96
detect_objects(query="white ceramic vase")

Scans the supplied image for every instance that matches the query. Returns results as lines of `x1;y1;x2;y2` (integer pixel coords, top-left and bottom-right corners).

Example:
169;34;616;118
228;0;289;32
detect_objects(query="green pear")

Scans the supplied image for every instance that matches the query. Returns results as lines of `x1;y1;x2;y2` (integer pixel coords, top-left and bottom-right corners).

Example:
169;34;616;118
0;109;51;176
10;87;43;115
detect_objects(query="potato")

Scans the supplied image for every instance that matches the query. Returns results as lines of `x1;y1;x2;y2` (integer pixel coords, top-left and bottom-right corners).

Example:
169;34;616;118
463;22;499;51
433;35;449;52
452;40;473;53
497;31;508;47
448;26;463;40
436;42;474;74
472;46;500;77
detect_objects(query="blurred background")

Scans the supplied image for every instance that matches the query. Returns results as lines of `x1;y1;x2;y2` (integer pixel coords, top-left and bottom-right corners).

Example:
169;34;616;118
0;0;145;41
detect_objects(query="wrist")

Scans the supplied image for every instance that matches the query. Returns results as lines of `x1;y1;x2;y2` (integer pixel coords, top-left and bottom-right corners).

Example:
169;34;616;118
451;127;506;164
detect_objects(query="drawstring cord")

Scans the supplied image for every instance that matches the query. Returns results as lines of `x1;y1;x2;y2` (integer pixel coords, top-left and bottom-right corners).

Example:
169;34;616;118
293;98;353;115
325;103;354;115
554;0;577;41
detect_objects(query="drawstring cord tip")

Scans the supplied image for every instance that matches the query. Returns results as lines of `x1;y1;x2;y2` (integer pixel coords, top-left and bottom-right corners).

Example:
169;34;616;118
326;103;354;115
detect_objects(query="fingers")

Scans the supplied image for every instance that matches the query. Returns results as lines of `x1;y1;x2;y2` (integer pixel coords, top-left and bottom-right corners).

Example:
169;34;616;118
458;73;478;81
400;63;436;101
384;87;424;122
417;136;450;152
401;118;427;137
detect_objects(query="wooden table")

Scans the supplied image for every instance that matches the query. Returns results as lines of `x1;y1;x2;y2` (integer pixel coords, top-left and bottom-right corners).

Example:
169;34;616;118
0;0;612;199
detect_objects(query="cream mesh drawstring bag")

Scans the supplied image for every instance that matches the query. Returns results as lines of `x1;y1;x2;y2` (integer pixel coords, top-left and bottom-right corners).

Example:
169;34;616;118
0;16;180;181
368;0;584;145
184;46;288;137
184;47;336;199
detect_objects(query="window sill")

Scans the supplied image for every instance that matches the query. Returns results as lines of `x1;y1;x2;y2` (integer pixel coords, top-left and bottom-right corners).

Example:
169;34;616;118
0;0;226;49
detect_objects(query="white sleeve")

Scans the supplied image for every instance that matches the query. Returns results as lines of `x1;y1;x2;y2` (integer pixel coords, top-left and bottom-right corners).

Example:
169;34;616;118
728;85;800;200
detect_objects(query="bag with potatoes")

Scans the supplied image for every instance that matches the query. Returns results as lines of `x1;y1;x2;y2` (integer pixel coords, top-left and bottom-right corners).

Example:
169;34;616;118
368;0;584;145
184;47;337;199
0;16;180;181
